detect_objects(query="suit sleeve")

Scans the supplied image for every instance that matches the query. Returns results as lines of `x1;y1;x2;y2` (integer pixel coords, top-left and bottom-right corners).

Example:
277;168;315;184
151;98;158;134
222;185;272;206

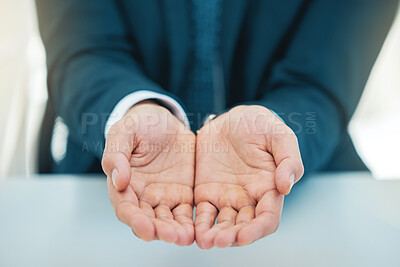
246;0;398;174
36;0;181;159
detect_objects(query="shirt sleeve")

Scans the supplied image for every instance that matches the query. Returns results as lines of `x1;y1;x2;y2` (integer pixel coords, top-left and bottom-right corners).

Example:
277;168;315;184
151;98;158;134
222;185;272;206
104;90;190;138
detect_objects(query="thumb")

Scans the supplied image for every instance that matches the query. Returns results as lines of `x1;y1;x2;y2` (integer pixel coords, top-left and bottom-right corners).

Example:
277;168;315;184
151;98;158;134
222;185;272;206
102;153;132;191
270;128;304;195
274;157;303;195
102;121;137;191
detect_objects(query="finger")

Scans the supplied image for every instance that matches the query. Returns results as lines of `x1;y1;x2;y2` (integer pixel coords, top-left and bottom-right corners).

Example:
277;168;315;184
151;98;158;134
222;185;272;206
270;127;304;195
161;218;191;246
200;207;237;249
173;204;195;246
153;219;178;243
216;205;255;247
237;190;283;246
235;205;255;224
213;226;237;248
155;204;189;245
115;201;156;242
107;175;137;209
154;205;178;243
170;220;191;246
194;202;218;249
107;174;156;242
236;212;277;246
208;207;237;248
139;201;155;218
154;204;174;220
102;120;137;191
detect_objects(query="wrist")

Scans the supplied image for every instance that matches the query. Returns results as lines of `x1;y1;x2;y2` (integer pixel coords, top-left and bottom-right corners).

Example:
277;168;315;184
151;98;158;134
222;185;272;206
125;99;187;130
127;99;170;115
129;99;160;110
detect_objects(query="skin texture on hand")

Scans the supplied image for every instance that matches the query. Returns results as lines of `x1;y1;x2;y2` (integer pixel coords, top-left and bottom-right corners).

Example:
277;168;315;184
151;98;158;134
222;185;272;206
102;101;196;246
194;105;304;249
102;102;303;248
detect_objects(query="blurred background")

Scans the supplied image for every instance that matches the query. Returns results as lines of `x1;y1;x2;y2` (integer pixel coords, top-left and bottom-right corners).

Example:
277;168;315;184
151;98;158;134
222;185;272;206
0;0;399;180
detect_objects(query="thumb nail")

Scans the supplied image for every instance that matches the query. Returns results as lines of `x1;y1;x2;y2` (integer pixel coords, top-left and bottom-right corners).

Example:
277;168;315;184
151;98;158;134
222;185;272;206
112;169;118;188
289;173;295;190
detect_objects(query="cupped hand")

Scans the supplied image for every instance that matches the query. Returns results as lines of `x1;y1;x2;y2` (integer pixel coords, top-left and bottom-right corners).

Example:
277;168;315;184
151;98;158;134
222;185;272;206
194;105;304;249
102;101;195;246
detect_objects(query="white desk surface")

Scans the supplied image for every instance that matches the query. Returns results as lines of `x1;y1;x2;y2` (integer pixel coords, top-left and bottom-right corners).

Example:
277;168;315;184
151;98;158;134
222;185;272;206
0;172;399;267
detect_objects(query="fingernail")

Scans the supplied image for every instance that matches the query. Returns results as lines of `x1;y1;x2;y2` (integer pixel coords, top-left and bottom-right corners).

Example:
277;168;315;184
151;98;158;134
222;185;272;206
112;169;118;188
289;173;295;190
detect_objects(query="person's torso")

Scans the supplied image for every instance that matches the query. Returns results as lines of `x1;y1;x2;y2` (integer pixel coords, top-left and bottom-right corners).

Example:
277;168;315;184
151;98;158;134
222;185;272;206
118;0;307;111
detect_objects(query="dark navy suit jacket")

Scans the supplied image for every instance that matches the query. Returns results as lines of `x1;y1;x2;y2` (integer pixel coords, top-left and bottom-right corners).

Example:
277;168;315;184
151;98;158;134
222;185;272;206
36;0;398;174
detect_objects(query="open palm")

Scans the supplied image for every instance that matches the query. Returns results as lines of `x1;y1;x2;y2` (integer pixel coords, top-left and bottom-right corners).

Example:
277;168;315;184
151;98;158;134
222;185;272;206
103;103;195;246
195;106;302;248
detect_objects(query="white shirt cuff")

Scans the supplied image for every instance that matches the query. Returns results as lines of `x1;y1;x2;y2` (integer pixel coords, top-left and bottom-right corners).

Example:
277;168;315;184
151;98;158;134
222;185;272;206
104;90;189;138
